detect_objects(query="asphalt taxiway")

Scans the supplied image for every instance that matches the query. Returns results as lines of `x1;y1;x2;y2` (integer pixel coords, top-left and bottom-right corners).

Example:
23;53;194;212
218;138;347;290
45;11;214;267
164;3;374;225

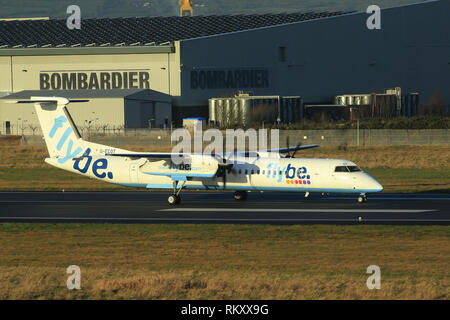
0;191;449;225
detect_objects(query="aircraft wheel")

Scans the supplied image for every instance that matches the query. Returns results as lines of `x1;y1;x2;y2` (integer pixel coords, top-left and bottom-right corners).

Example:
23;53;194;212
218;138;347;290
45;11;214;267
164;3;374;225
357;195;367;203
168;194;181;205
234;191;247;201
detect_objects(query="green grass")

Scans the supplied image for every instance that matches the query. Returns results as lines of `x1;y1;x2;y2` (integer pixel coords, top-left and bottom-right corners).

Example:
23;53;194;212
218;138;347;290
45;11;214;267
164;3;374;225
366;168;450;180
0;223;448;299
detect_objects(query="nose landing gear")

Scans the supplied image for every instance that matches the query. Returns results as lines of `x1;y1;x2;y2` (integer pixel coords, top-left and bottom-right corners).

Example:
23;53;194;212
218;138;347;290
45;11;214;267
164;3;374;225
358;194;367;203
168;194;181;205
168;180;186;205
234;191;247;201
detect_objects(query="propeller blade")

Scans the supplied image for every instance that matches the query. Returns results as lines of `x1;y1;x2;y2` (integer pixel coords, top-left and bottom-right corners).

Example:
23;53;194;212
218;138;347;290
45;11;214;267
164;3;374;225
223;137;226;189
286;135;290;157
291;141;302;159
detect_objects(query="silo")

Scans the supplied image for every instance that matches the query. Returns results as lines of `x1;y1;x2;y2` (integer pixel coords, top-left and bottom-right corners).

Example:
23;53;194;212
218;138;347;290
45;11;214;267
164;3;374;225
208;98;217;123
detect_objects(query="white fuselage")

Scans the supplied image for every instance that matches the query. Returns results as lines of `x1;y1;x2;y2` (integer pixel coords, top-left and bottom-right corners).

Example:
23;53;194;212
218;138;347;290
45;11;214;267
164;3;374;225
23;96;383;199
47;154;383;194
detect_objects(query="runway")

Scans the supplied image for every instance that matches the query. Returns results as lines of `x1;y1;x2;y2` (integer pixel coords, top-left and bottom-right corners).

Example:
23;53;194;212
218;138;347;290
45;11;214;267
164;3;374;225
0;191;449;225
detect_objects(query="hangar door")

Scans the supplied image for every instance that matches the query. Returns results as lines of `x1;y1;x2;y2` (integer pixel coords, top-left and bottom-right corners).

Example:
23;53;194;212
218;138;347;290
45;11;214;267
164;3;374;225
124;100;172;128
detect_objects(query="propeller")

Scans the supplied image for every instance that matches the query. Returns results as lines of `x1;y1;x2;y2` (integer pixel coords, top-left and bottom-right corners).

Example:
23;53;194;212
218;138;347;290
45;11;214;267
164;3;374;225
216;137;233;189
285;135;302;158
291;141;302;159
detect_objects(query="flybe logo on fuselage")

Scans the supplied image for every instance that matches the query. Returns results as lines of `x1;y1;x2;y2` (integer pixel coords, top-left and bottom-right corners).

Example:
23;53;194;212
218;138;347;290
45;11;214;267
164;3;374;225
266;163;311;185
49;116;113;180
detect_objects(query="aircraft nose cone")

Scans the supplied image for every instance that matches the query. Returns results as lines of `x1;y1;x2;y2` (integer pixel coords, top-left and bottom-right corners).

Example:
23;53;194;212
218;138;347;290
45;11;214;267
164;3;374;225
362;173;383;192
369;177;383;192
373;180;384;192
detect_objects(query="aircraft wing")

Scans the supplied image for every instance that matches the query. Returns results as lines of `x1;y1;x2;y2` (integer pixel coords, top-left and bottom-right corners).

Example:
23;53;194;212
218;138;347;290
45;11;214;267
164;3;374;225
107;153;189;159
263;144;320;153
107;145;320;160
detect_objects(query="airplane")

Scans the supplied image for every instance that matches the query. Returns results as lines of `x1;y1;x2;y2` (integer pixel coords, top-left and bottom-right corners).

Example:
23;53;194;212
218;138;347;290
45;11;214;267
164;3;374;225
12;97;383;205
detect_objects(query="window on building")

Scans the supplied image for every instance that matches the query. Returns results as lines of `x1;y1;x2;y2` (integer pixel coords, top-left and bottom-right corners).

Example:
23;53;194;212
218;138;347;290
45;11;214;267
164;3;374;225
279;46;287;62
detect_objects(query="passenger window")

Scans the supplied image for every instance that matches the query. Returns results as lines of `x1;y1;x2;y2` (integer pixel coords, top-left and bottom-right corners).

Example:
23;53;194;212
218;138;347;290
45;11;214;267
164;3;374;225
257;170;260;174
239;169;242;174
251;170;254;174
335;166;349;172
245;170;248;175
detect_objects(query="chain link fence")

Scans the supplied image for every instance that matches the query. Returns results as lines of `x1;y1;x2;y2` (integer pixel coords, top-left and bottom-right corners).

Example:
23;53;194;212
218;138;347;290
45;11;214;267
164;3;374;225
15;128;450;147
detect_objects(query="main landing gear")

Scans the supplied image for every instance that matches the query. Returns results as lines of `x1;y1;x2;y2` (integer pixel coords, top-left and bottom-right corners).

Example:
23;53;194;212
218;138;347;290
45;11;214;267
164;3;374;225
233;191;247;201
168;180;186;205
357;194;367;203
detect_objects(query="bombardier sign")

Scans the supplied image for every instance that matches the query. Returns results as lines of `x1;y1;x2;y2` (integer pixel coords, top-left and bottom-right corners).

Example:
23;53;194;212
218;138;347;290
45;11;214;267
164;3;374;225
39;71;150;90
190;69;269;90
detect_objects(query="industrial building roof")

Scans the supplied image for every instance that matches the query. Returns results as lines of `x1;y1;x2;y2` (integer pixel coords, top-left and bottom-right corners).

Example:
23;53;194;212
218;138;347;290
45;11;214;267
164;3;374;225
1;89;172;102
0;12;352;49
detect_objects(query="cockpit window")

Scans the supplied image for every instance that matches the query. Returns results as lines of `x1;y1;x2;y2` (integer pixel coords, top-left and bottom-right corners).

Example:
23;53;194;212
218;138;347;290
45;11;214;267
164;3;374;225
335;166;361;172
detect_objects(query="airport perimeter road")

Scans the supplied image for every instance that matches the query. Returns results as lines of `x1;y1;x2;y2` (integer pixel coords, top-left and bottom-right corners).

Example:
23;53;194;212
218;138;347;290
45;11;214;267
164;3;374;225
0;192;449;225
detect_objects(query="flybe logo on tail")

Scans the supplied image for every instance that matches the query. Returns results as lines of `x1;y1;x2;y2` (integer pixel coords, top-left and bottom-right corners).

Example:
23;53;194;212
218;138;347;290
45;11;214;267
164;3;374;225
50;116;82;164
49;116;114;180
73;148;114;179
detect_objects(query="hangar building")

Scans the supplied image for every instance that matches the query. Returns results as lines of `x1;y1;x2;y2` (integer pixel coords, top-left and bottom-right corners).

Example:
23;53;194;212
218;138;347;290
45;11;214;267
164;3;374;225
0;0;448;134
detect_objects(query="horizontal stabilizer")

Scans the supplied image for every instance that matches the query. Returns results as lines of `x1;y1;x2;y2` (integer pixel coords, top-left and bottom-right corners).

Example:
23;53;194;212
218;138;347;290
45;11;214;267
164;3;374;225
7;97;89;104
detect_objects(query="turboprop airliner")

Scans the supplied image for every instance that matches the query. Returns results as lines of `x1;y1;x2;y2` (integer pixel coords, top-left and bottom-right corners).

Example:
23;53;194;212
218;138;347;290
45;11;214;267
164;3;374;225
13;97;383;204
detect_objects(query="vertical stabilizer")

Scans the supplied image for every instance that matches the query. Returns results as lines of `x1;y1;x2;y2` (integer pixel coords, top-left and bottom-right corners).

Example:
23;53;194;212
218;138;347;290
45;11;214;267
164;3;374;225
11;96;129;165
32;97;83;158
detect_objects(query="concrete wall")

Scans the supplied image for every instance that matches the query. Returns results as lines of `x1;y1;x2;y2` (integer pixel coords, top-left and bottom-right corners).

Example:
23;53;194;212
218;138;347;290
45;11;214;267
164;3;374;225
179;0;450;107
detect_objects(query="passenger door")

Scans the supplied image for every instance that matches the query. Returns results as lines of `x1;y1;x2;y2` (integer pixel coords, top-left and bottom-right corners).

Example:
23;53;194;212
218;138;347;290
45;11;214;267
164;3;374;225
129;163;139;184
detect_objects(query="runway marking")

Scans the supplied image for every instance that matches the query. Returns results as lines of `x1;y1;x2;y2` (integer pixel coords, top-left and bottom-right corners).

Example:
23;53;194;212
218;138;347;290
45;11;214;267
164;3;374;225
160;208;437;213
0;217;448;223
326;197;450;201
1;197;448;203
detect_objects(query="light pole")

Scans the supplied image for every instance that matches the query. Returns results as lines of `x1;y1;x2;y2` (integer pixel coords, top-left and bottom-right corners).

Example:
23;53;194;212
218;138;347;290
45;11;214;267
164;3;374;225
350;107;360;147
